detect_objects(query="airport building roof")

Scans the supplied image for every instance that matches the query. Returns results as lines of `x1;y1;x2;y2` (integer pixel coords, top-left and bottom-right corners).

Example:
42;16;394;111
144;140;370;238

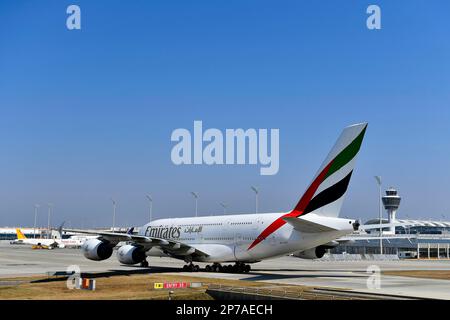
364;219;450;228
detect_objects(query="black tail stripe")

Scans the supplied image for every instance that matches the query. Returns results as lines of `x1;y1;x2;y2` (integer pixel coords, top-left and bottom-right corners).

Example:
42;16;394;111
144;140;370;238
303;171;353;215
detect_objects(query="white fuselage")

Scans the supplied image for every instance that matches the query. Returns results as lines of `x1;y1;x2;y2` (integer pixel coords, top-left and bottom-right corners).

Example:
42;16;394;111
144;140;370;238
140;213;355;263
11;237;88;248
11;238;59;247
59;237;89;248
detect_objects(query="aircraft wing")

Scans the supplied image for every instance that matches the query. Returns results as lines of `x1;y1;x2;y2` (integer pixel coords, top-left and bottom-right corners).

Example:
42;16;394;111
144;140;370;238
63;228;209;257
282;217;337;233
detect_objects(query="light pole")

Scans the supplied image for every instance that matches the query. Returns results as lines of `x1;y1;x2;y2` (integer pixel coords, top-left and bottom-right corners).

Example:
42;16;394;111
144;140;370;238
34;204;40;239
220;202;227;215
251;186;259;214
47;203;53;239
111;198;116;231
406;214;410;235
191;192;199;217
374;176;383;255
146;194;153;222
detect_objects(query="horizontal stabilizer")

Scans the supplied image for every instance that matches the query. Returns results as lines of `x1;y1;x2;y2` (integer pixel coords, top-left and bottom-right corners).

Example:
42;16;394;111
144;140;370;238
283;217;337;233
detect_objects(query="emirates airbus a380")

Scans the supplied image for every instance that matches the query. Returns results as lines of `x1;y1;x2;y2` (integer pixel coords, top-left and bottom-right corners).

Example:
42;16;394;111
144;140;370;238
66;123;367;273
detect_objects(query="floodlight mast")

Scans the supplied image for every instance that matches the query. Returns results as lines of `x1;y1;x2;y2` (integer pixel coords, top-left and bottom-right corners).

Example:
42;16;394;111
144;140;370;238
251;186;259;214
146;194;153;222
374;176;383;255
34;204;40;239
220;202;227;215
111;198;116;231
191;192;199;217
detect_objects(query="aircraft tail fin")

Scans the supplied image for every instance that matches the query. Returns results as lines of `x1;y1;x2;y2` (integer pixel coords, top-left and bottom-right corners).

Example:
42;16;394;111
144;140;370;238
16;228;27;240
54;222;65;239
291;123;368;218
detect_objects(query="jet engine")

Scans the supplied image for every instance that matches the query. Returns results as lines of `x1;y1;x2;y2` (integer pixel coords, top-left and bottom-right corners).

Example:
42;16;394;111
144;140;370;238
81;239;114;261
116;245;147;265
294;246;327;259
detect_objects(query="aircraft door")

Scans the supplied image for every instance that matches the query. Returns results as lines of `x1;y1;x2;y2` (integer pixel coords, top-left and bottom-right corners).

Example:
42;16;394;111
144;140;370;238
233;231;252;261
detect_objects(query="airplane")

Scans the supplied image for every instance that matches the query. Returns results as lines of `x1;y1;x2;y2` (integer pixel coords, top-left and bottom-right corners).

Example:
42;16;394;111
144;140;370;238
11;228;61;249
65;123;368;273
11;226;90;249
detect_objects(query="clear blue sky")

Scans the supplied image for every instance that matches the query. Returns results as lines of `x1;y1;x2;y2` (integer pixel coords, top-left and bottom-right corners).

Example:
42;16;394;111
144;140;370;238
0;1;449;228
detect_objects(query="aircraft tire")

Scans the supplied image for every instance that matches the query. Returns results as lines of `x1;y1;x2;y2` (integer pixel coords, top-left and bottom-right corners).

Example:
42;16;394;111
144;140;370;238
140;260;149;267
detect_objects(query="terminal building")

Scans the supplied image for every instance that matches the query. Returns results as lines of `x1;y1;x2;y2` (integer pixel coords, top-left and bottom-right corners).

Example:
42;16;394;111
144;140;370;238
331;188;450;259
0;228;40;240
0;226;130;241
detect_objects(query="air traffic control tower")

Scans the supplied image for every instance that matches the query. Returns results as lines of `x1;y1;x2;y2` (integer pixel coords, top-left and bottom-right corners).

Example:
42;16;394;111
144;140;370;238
382;188;401;234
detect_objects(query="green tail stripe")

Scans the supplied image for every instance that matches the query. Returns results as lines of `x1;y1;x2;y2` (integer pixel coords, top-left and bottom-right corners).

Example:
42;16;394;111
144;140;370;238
325;126;367;180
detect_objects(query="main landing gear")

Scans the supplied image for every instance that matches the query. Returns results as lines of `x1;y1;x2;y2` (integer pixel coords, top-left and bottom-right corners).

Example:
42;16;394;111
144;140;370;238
140;259;149;267
204;262;251;274
182;263;200;272
181;262;251;273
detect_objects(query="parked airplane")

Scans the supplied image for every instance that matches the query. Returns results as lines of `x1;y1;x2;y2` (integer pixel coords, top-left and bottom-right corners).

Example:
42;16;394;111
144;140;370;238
11;227;89;249
11;228;62;248
65;123;367;273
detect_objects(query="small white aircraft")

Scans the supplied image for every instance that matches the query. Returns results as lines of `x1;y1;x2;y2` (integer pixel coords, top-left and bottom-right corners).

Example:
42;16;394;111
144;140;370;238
66;123;367;273
11;227;89;249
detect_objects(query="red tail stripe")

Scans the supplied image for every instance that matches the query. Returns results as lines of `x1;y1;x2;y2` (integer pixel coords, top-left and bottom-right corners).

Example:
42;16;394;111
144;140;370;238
292;160;334;216
247;160;334;250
